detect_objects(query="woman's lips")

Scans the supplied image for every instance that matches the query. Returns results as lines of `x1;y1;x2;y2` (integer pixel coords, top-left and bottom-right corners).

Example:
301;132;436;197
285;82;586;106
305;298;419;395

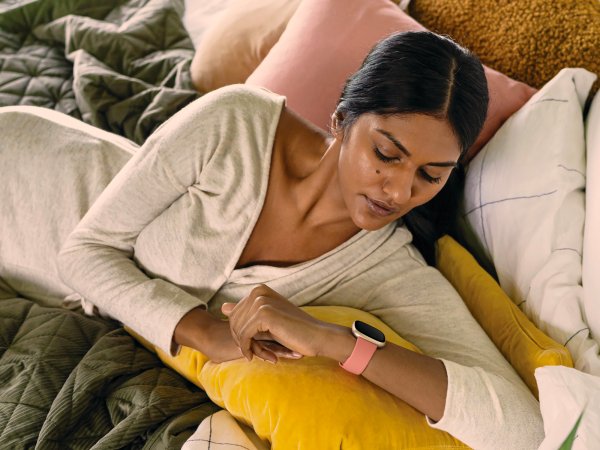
365;196;396;217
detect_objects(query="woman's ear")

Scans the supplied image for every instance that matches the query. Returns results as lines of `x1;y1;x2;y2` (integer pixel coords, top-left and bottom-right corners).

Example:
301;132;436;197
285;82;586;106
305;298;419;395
330;111;344;139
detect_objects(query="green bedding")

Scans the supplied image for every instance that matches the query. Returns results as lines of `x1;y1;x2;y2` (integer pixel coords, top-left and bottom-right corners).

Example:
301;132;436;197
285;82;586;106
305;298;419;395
0;288;220;449
0;0;201;144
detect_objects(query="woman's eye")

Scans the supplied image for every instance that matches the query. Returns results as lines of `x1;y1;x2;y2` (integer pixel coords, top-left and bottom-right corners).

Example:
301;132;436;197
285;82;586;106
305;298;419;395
373;146;395;164
373;145;442;184
419;169;442;185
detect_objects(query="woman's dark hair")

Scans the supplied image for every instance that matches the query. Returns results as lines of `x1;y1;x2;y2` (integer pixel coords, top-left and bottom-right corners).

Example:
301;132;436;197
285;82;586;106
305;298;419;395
335;31;489;265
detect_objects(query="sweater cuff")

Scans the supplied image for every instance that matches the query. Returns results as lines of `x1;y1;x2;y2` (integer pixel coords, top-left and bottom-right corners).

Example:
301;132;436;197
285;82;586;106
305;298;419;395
162;299;209;357
425;358;455;429
122;280;209;356
170;340;182;357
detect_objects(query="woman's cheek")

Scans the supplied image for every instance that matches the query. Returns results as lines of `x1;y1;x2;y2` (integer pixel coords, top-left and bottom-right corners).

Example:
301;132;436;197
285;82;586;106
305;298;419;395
355;149;378;181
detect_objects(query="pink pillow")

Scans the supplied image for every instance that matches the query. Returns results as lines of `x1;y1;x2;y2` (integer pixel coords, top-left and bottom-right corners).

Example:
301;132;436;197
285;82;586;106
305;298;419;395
246;0;537;162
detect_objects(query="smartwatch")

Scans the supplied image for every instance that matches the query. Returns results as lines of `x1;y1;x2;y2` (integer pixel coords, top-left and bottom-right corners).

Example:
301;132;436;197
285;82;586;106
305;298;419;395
340;320;386;375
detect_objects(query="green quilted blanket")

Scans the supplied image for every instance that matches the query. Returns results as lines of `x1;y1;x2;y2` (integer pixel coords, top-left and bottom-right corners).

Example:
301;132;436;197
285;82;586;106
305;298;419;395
0;287;220;449
0;0;201;144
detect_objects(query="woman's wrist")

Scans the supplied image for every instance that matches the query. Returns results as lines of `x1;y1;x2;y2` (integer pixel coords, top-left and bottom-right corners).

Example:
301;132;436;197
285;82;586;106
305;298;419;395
316;323;356;363
173;306;219;350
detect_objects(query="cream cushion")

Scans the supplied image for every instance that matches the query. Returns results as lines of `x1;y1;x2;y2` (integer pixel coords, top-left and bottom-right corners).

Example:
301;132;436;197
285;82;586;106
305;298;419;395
460;68;600;374
536;365;600;450
583;92;600;349
190;0;301;93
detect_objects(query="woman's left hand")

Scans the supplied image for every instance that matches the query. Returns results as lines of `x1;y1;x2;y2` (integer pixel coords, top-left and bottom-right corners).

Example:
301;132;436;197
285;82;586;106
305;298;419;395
221;284;336;363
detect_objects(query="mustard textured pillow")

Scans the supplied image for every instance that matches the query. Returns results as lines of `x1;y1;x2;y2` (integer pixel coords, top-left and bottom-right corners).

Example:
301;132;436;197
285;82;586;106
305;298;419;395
130;306;468;449
435;235;573;399
409;0;600;94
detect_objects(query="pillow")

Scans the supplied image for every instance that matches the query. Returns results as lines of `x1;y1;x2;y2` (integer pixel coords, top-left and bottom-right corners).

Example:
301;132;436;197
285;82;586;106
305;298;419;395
583;91;600;351
182;0;238;49
245;0;536;162
535;366;600;450
190;0;301;94
409;0;600;94
183;410;270;450
129;306;469;449
459;68;600;375
199;306;468;449
188;0;413;94
435;235;573;399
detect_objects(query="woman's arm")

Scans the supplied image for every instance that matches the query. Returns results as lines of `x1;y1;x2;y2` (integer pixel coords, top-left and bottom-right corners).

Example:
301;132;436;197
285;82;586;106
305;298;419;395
313;245;545;450
221;284;447;420
174;307;242;362
319;325;448;422
175;306;301;362
57;88;245;356
223;272;544;449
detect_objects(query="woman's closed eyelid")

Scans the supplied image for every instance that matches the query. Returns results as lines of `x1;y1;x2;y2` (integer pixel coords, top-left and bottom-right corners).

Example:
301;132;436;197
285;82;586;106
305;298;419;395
374;145;404;162
419;168;442;184
373;146;442;185
373;146;396;163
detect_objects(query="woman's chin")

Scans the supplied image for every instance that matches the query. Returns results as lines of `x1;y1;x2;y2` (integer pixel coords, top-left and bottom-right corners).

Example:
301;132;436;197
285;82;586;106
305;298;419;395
352;212;398;231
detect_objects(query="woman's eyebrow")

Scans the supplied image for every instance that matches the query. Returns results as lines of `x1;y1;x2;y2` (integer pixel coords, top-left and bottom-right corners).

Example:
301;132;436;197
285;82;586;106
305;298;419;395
376;128;412;157
375;128;458;168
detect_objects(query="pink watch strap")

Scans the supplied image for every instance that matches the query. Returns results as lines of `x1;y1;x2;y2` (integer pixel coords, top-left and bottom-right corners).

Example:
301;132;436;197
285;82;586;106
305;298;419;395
339;337;378;375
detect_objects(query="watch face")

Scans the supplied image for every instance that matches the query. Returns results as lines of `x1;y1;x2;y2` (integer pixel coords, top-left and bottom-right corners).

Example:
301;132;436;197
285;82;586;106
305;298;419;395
354;320;385;344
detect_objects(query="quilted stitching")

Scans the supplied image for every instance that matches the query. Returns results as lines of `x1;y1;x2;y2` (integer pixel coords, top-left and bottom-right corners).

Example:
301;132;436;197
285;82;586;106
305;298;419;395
0;297;213;448
0;298;116;448
0;0;200;144
0;44;79;117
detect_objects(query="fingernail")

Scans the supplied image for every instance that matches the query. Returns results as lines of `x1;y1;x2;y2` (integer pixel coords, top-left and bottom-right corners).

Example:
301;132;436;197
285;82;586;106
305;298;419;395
291;352;302;358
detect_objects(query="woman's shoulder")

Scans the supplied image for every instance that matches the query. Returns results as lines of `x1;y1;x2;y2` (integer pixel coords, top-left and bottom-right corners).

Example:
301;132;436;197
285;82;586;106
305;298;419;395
147;85;287;149
196;84;286;113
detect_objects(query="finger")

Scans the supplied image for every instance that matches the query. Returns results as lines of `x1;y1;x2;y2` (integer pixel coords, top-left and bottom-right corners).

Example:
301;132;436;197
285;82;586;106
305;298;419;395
254;331;276;341
251;340;277;364
259;341;303;359
228;294;271;342
239;338;254;362
226;296;256;346
237;314;272;361
221;302;235;316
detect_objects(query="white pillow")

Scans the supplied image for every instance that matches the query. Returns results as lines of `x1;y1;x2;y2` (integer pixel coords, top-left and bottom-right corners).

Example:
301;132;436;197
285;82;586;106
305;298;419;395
535;366;600;450
460;68;600;374
583;92;600;348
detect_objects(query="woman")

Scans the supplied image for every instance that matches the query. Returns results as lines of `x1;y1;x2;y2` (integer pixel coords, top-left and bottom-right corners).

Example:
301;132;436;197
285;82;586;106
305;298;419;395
1;31;543;448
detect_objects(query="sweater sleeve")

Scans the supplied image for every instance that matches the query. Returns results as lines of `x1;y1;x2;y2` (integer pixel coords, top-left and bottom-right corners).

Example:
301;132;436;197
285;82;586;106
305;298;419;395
57;87;249;355
364;245;545;449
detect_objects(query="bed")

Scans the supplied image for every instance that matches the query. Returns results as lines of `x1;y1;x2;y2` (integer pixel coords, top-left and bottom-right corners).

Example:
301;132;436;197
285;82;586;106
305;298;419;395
1;0;599;448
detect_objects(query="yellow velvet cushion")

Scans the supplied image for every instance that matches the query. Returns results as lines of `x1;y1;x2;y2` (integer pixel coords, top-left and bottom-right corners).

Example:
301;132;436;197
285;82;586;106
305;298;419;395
409;0;600;94
129;306;468;449
435;235;573;398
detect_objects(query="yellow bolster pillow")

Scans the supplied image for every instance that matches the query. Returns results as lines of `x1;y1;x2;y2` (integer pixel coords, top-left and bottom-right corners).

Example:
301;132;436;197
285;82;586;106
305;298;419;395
435;235;573;398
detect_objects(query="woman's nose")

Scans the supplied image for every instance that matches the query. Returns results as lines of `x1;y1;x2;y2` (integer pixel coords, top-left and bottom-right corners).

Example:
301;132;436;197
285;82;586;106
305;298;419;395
382;168;413;207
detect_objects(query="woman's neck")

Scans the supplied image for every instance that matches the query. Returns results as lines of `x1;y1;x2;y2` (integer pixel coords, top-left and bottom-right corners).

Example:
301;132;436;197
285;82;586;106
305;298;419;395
276;108;360;236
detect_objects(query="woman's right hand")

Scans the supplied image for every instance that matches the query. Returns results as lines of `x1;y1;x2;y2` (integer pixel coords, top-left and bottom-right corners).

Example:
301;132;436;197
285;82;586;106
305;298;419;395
174;306;300;363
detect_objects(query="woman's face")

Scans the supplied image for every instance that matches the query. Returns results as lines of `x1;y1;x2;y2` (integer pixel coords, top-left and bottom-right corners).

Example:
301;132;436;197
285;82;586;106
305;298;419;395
335;112;462;231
